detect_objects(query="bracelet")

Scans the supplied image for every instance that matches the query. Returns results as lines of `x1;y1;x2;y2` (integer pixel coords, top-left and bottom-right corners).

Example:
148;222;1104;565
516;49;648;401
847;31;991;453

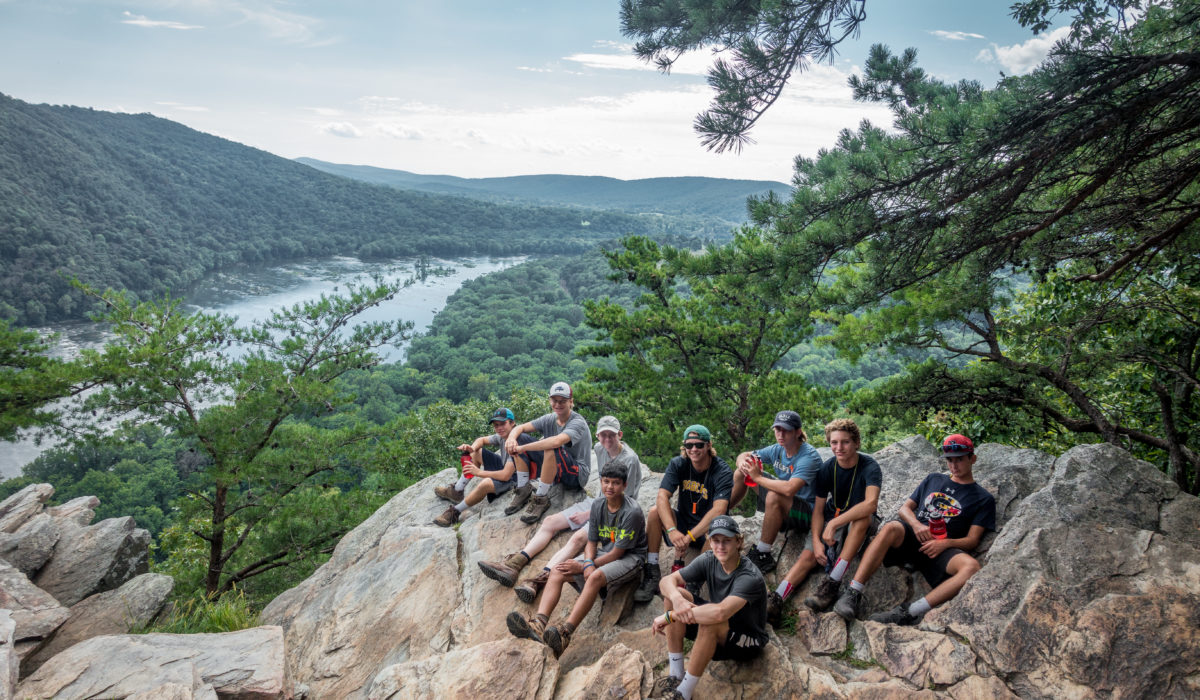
583;559;595;569
664;611;672;624
687;530;696;542
667;526;678;534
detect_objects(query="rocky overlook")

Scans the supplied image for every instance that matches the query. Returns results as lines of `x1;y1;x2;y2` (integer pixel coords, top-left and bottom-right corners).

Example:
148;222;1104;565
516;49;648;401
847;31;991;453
3;436;1198;698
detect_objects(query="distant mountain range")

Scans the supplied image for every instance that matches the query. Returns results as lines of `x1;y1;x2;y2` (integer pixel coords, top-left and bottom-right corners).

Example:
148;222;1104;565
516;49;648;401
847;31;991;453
296;159;790;224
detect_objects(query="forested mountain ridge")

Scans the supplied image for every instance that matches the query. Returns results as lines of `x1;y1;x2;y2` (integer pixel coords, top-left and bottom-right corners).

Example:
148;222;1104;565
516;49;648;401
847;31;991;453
296;158;789;223
0;93;716;325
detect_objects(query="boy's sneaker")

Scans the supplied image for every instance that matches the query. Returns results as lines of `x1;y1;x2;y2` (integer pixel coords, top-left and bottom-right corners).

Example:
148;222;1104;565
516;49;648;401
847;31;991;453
833;587;863;621
504;482;534;515
433;506;460;527
514;569;551;604
478;552;529;587
803;574;840;612
506;611;546;643
633;561;661;603
766;590;784;628
745;547;776;574
544;623;572;658
434;484;463;504
869;603;921;626
651;676;682;698
519;494;552;524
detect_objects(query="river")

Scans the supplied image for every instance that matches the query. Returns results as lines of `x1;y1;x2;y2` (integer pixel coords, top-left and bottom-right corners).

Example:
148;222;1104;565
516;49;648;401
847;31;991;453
0;254;525;477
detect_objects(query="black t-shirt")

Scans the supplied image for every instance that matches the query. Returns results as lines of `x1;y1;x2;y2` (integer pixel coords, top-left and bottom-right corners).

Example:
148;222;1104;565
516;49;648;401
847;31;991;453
812;453;883;520
658;455;734;532
679;551;768;643
909;473;996;541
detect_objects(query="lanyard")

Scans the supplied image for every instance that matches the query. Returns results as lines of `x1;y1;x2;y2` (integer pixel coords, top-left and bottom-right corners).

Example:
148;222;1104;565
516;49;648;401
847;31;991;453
832;459;859;517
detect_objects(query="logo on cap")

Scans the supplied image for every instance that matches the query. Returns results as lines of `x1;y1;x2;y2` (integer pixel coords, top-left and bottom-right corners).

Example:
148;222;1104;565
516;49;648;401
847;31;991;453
549;381;572;398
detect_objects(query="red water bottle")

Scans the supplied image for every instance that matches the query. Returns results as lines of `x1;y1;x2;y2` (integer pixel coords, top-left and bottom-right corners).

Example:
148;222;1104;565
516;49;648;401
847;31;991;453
929;516;947;539
744;452;760;487
460;451;474;479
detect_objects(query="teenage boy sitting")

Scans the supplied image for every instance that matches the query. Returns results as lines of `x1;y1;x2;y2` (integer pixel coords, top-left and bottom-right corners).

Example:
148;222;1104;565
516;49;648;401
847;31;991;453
433;407;539;527
505;381;592;524
802;418;883;619
505;462;646;658
649;514;768;700
833;434;995;625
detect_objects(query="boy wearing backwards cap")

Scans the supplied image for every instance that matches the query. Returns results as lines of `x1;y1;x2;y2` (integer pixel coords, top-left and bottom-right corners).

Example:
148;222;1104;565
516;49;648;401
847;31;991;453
505;381;593;524
832;434;996;625
432;407;540;527
650;514;768;700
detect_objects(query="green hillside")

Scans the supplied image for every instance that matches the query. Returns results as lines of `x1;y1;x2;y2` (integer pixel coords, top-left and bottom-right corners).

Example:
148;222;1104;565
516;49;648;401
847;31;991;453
0;93;718;325
295;158;789;223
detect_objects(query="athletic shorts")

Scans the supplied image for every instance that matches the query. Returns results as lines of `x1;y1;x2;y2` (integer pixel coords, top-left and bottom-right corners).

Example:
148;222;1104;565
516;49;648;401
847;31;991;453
521;445;582;490
483;476;516;502
881;520;969;588
661;519;707;550
806;514;881;573
477;446;518;502
570;552;644;599
683;596;767;661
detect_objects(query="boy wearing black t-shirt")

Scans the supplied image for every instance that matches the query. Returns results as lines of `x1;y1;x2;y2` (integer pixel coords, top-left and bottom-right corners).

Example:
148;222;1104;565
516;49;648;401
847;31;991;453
834;434;996;625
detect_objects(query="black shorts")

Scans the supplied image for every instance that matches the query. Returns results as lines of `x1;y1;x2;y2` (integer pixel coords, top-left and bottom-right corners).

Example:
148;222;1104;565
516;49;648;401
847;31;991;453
750;486;813;533
882;520;967;588
683;596;766;661
521;444;581;490
662;512;708;549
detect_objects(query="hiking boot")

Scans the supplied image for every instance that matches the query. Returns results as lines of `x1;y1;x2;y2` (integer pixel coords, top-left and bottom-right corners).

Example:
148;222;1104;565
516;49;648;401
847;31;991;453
803;574;840;612
434;483;463;504
504;482;534;515
869;603;921;626
633;561;661;603
544;623;572;658
519;493;552;524
766;590;784;628
514;568;551;604
478;552;530;587
833;587;863;621
745;547;776;574
433;505;460;527
651;675;682;698
506;611;547;643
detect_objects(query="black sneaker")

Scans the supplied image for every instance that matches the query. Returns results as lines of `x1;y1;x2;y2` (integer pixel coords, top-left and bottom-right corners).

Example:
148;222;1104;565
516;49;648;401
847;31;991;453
766;590;784;628
833;587;863;621
745;547;776;574
633;561;661;603
803;574;840;612
504;482;534;515
869;603;921;626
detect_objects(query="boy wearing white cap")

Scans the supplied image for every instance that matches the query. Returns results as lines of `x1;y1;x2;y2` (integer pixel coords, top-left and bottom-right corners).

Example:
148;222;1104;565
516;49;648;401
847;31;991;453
505;381;593;524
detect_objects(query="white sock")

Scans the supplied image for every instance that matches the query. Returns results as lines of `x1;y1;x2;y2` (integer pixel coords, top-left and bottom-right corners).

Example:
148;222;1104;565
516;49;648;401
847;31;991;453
516;472;529;487
648;552;659;565
535;481;551;497
678;672;700;699
668;652;684;679
908;597;932;617
453;501;468;513
755;540;772;553
454;476;469;491
849;579;864;592
830;558;849;581
776;580;793;599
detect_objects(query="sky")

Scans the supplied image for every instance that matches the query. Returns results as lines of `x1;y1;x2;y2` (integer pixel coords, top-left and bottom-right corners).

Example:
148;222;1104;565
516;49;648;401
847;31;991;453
0;1;1072;183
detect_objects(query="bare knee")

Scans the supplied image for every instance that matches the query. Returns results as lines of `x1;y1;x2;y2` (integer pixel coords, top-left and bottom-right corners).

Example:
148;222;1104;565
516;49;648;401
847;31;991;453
950;553;981;578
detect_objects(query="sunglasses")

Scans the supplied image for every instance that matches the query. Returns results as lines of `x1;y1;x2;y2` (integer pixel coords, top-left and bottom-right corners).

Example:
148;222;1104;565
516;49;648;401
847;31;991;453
683;442;708;450
942;440;973;456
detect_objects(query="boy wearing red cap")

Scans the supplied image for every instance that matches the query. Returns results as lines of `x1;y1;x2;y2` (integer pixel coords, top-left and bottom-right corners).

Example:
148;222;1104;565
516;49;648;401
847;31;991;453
832;434;996;625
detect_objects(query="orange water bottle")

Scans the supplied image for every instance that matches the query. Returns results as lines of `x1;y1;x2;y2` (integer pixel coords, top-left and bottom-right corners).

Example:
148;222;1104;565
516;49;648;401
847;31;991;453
460;451;474;478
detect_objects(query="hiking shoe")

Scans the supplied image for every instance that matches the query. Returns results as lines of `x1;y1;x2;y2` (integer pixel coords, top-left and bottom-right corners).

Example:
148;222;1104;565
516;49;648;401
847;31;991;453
506;611;547;643
544;623;572;658
504;482;534;515
833;587;863;621
519;493;552;524
434;483;463;504
745;547;776;574
433;505;460;527
803;574;840;612
514;568;551;604
869;603;921;626
478;552;529;587
633;561;661;603
651;676;682;698
766;590;784;628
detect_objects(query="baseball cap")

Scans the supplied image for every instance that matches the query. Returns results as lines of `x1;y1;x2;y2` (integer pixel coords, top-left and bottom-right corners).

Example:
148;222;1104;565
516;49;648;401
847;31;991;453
549;381;572;398
488;407;515;424
708;515;740;538
682;424;712;442
596;415;621;435
942;434;975;457
772;410;803;431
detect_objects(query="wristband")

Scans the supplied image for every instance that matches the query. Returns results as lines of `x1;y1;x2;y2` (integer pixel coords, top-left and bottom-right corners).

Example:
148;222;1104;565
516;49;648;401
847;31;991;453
687;530;696;542
583;559;595;569
667;526;678;533
664;611;672;624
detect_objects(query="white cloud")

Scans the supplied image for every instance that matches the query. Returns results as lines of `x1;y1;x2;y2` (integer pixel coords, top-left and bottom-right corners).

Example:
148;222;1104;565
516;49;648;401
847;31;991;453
375;123;424;140
564;46;718;76
977;26;1071;75
231;2;329;45
516;66;553;73
155;101;209;112
929;30;985;41
320;122;362;138
120;12;202;30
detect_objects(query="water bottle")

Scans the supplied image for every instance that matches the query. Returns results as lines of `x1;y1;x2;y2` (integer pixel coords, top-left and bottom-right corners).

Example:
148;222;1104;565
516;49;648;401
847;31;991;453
744;451;760;487
460;451;474;479
929;516;947;539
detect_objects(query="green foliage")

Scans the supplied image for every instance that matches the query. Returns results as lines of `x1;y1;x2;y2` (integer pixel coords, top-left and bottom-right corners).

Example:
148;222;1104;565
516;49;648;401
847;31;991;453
0;318;92;440
136;587;258;635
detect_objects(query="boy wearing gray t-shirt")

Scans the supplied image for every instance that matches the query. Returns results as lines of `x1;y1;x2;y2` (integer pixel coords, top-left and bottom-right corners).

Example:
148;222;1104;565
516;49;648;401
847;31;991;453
505;381;592;524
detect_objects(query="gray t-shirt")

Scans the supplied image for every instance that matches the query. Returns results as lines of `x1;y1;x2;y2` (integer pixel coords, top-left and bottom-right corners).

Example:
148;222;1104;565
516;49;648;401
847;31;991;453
593;442;642;500
531;411;592;485
589;494;648;557
679;551;768;643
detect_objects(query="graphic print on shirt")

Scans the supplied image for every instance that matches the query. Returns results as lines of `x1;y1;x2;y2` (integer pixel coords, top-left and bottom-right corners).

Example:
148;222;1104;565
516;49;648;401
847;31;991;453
917;491;963;523
597;523;636;544
681;479;709;500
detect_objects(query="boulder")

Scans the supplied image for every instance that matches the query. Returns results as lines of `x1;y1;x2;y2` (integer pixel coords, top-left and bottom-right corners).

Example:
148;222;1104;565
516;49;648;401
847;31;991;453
366;639;558;700
0;484;53;534
0;610;16;700
33;515;150;607
0;560;69;654
553;642;651;699
24;572;174;675
127;683;218;700
16;626;285;699
862;620;977;688
46;495;100;527
0;513;60;577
